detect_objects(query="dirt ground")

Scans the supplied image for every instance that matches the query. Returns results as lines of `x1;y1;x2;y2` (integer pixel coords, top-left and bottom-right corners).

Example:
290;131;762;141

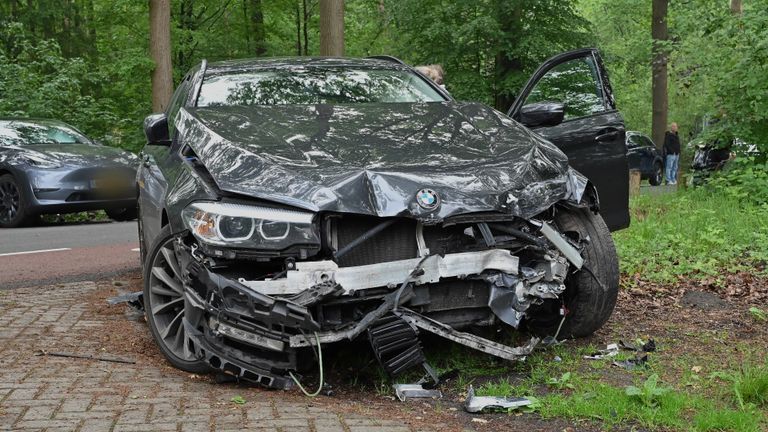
88;270;768;432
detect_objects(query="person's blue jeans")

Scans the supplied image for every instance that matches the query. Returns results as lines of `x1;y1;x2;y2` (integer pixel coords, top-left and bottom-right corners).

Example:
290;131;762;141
665;154;679;184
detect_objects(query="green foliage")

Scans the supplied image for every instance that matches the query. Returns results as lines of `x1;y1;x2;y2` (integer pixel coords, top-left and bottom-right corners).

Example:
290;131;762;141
706;158;768;205
387;0;590;108
748;307;767;323
230;395;246;405
546;372;575;390
711;362;768;409
625;374;671;408
614;188;768;282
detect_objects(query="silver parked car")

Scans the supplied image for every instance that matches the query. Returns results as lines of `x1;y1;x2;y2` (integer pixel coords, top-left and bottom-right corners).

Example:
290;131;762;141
0;118;139;228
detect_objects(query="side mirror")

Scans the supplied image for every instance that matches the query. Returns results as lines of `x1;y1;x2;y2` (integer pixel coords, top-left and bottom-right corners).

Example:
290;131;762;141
144;114;171;146
519;101;565;128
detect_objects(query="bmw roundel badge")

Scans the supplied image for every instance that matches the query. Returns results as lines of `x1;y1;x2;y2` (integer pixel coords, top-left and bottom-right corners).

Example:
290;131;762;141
416;188;440;210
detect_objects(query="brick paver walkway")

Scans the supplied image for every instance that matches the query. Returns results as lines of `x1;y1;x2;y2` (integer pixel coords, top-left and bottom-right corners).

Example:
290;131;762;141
0;282;425;432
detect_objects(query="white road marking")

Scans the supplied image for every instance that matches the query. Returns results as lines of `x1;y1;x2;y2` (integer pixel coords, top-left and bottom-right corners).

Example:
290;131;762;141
0;248;72;257
131;248;140;252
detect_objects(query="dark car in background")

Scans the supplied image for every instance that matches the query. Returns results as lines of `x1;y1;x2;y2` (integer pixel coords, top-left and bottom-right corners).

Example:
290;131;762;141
136;50;628;388
626;131;663;186
0;119;139;228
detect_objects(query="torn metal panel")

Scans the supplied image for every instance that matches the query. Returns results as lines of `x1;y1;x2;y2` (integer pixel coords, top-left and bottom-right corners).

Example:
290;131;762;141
464;385;531;413
394;384;442;401
238;249;519;295
106;291;144;311
394;308;539;361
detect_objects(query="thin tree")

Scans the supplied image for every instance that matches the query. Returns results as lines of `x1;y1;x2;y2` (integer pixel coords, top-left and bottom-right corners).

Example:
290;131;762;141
730;0;742;14
150;0;173;112
651;0;668;150
319;0;344;56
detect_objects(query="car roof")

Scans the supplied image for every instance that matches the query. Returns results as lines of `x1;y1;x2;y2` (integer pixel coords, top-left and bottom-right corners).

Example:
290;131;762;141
205;56;410;74
0;118;73;127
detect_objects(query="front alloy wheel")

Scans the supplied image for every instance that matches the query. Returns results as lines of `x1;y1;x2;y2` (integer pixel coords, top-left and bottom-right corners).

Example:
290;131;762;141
0;174;29;228
143;225;208;372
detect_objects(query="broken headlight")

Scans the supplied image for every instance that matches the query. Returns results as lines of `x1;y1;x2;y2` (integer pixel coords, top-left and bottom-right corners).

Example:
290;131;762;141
182;202;318;249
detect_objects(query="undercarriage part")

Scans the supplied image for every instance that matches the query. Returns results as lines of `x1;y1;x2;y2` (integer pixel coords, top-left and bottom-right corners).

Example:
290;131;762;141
368;315;425;376
486;254;569;328
289;286;414;348
238;249;519;295
536;221;584;269
285;281;343;306
393;308;539;361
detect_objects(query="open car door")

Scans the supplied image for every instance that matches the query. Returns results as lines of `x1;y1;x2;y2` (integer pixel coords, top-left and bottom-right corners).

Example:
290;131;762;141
508;48;629;231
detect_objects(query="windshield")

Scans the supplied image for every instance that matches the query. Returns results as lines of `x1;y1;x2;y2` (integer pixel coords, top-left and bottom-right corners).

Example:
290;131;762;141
197;67;446;106
0;121;92;146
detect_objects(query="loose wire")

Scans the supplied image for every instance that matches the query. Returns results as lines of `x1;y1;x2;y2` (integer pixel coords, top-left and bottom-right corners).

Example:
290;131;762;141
288;332;323;397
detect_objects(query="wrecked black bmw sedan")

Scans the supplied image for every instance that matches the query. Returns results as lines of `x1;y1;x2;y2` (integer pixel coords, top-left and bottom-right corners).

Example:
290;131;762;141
137;50;628;389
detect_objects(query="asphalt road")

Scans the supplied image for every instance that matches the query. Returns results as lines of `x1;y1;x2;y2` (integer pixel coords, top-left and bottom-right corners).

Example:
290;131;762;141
0;221;140;289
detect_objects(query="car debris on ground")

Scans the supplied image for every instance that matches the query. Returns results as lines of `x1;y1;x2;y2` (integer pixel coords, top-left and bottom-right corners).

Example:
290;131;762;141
464;385;532;413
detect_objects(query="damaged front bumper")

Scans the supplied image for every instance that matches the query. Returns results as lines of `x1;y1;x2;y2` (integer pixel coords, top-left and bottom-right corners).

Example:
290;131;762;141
174;219;582;389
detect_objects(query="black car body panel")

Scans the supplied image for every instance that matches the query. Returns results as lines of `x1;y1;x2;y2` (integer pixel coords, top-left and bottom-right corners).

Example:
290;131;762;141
508;48;630;231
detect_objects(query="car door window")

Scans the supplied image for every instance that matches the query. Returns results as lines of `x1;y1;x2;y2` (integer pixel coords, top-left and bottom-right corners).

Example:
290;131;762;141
627;135;641;148
166;75;192;137
523;56;606;121
641;136;655;148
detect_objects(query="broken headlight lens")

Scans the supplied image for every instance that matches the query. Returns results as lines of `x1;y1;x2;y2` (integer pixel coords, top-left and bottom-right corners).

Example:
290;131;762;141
182;202;317;249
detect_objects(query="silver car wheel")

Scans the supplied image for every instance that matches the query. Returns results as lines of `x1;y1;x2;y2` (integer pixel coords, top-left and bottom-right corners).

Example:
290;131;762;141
147;239;197;361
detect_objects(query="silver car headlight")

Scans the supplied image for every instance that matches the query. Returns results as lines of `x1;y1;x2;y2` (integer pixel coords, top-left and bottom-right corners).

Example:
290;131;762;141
181;202;317;249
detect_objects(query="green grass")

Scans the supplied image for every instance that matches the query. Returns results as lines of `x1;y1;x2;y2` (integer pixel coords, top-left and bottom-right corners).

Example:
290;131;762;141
712;361;768;409
541;380;763;431
614;188;768;282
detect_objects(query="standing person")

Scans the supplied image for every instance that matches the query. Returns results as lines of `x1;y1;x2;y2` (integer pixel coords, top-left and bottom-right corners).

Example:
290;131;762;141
663;122;681;184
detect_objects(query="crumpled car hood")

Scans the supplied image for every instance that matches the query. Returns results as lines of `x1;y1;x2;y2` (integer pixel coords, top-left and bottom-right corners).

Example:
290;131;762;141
178;102;587;221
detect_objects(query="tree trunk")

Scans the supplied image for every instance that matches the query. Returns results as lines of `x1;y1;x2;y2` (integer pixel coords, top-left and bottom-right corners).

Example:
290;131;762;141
149;0;174;113
493;3;523;111
302;0;309;56
730;0;742;14
295;3;302;55
249;0;266;56
651;0;668;151
319;0;344;56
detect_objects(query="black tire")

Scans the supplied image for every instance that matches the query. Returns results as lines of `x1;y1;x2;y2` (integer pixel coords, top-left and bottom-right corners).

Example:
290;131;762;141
0;174;32;228
526;208;620;338
649;162;663;186
106;206;138;221
143;225;209;373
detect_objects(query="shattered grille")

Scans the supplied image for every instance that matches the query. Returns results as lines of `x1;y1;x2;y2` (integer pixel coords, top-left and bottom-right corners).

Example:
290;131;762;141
334;216;418;267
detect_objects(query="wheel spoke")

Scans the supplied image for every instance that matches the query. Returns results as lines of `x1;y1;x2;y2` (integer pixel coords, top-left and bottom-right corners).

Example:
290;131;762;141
150;283;178;297
160;309;184;340
151;266;182;294
161;246;182;279
151;296;183;316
